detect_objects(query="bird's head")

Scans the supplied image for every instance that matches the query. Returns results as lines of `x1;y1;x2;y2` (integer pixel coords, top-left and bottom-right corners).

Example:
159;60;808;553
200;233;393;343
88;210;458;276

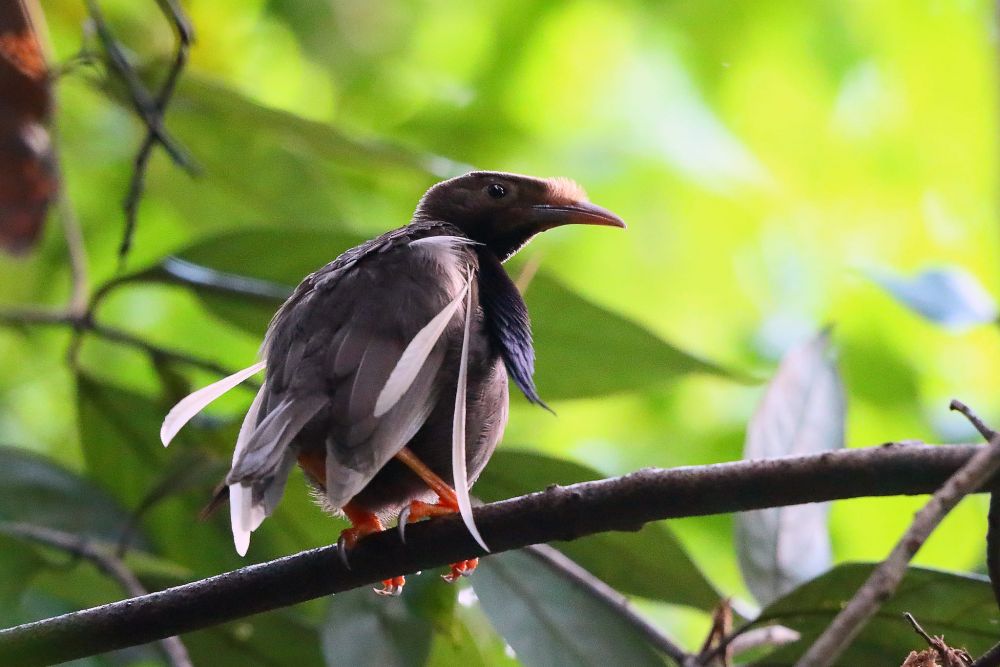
414;171;625;262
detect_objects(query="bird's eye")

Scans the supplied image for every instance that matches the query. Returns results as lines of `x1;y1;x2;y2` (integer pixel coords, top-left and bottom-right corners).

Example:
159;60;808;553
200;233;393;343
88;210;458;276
486;183;507;199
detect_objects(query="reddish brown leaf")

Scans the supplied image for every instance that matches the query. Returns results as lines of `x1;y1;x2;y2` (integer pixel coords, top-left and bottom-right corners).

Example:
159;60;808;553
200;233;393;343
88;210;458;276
0;0;56;254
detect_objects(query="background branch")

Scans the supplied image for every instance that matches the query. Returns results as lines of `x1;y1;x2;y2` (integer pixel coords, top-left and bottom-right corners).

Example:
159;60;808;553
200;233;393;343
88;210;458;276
1;522;192;667
0;442;986;666
794;403;1000;667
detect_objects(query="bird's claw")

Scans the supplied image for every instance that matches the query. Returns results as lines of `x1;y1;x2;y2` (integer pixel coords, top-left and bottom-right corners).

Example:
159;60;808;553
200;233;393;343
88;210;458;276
441;558;478;583
374;576;406;596
336;534;352;570
397;505;412;544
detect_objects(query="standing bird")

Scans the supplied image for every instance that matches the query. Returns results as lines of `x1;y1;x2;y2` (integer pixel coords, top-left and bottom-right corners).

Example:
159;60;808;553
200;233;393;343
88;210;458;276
161;171;625;594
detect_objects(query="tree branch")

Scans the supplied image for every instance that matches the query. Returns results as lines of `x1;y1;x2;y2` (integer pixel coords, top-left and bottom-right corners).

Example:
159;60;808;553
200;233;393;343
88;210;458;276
1;522;191;667
794;403;1000;667
0;442;988;666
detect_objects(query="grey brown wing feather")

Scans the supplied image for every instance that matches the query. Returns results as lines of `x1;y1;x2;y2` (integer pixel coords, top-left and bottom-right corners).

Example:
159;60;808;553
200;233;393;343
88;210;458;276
230;229;474;516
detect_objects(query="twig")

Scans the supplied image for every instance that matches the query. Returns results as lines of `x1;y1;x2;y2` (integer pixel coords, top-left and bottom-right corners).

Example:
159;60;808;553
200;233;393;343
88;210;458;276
1;522;191;667
0;442;988;666
903;613;973;667
726;625;800;658
524;544;690;665
0;307;256;386
794;402;1000;667
82;0;193;169
988;487;1000;613
119;0;196;262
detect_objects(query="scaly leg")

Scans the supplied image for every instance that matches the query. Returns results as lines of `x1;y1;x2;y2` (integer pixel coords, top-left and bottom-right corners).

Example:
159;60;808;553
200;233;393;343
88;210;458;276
298;450;405;595
394;447;479;582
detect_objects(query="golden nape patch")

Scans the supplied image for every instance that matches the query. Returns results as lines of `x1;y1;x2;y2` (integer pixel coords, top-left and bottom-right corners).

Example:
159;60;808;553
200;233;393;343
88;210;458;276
544;177;588;205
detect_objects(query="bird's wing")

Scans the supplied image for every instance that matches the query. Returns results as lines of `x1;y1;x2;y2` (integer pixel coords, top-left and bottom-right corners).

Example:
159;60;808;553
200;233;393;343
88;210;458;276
226;228;477;541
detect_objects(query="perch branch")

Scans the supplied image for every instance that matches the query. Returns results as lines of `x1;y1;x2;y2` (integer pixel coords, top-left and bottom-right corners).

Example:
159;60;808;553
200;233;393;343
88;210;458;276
794;401;1000;667
0;442;987;666
1;523;191;667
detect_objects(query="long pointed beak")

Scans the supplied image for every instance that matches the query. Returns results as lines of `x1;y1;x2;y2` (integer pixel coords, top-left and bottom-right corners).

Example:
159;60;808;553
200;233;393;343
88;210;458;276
529;202;627;229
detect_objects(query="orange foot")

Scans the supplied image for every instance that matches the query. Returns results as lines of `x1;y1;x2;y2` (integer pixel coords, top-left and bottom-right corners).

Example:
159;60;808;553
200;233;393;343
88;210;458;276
339;501;406;596
399;497;480;583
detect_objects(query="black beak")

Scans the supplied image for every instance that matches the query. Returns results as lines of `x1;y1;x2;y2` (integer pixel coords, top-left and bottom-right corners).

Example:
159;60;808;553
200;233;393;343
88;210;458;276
529;202;627;230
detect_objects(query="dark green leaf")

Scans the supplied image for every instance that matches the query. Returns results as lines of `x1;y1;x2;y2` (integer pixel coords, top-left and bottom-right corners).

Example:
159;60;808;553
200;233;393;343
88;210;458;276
321;574;454;667
0;445;141;545
476;449;721;610
473;549;666;667
185;609;325;667
0;535;43;625
525;274;742;398
752;564;998;664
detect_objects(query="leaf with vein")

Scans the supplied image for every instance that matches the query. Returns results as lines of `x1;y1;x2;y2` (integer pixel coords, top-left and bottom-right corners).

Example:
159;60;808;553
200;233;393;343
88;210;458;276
735;331;845;606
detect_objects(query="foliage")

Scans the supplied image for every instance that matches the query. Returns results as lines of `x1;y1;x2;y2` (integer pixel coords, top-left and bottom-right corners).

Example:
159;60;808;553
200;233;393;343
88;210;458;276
0;0;998;664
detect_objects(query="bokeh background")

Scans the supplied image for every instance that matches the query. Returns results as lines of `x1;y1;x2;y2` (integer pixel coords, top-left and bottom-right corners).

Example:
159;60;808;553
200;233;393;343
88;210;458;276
1;0;998;664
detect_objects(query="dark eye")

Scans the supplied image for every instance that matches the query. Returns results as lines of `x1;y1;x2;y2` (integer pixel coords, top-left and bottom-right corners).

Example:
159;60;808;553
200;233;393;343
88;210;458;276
486;183;506;199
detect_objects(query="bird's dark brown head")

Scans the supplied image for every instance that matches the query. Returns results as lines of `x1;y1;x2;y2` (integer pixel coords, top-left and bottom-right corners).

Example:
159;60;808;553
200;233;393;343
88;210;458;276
413;171;625;262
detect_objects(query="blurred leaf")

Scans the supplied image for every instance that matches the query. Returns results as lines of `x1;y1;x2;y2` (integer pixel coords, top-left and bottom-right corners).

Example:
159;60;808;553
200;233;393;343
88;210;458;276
0;445;144;545
735;332;844;606
0;534;43;625
477;450;721;610
525;274;742;398
321;574;456;667
752;564;998;665
186;608;325;667
869;266;998;331
472;549;666;667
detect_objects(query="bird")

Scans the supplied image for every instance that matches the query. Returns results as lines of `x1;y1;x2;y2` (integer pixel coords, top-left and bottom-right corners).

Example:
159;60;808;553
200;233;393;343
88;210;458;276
160;171;625;594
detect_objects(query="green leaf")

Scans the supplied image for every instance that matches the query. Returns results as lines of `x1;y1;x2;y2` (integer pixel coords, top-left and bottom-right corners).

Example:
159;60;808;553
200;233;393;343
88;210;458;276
476;449;721;610
736;332;843;605
0;445;142;545
321;574;454;667
185;609;325;667
472;549;667;667
752;564;998;664
524;274;742;398
0;535;44;625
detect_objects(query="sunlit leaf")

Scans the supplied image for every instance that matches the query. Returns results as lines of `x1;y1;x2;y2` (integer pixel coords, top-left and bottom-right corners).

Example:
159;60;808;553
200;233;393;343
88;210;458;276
869;266;998;331
735;331;844;605
751;564;998;665
476;450;721;610
525;274;741;398
473;549;666;667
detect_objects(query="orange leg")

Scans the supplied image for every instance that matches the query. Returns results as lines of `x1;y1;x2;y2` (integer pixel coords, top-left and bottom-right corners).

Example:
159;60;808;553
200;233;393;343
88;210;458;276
340;501;405;596
394;448;480;583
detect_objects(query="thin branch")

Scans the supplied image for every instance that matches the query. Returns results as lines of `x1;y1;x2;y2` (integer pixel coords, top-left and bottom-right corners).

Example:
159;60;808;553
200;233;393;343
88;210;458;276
119;0;196;262
83;0;193;169
726;625;800;659
794;404;1000;667
524;544;690;665
0;307;256;386
0;442;987;666
1;522;191;667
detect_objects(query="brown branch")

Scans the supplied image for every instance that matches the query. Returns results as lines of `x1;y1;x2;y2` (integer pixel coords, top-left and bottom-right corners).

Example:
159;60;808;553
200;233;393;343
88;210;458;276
0;442;987;666
794;402;1000;667
1;522;191;667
